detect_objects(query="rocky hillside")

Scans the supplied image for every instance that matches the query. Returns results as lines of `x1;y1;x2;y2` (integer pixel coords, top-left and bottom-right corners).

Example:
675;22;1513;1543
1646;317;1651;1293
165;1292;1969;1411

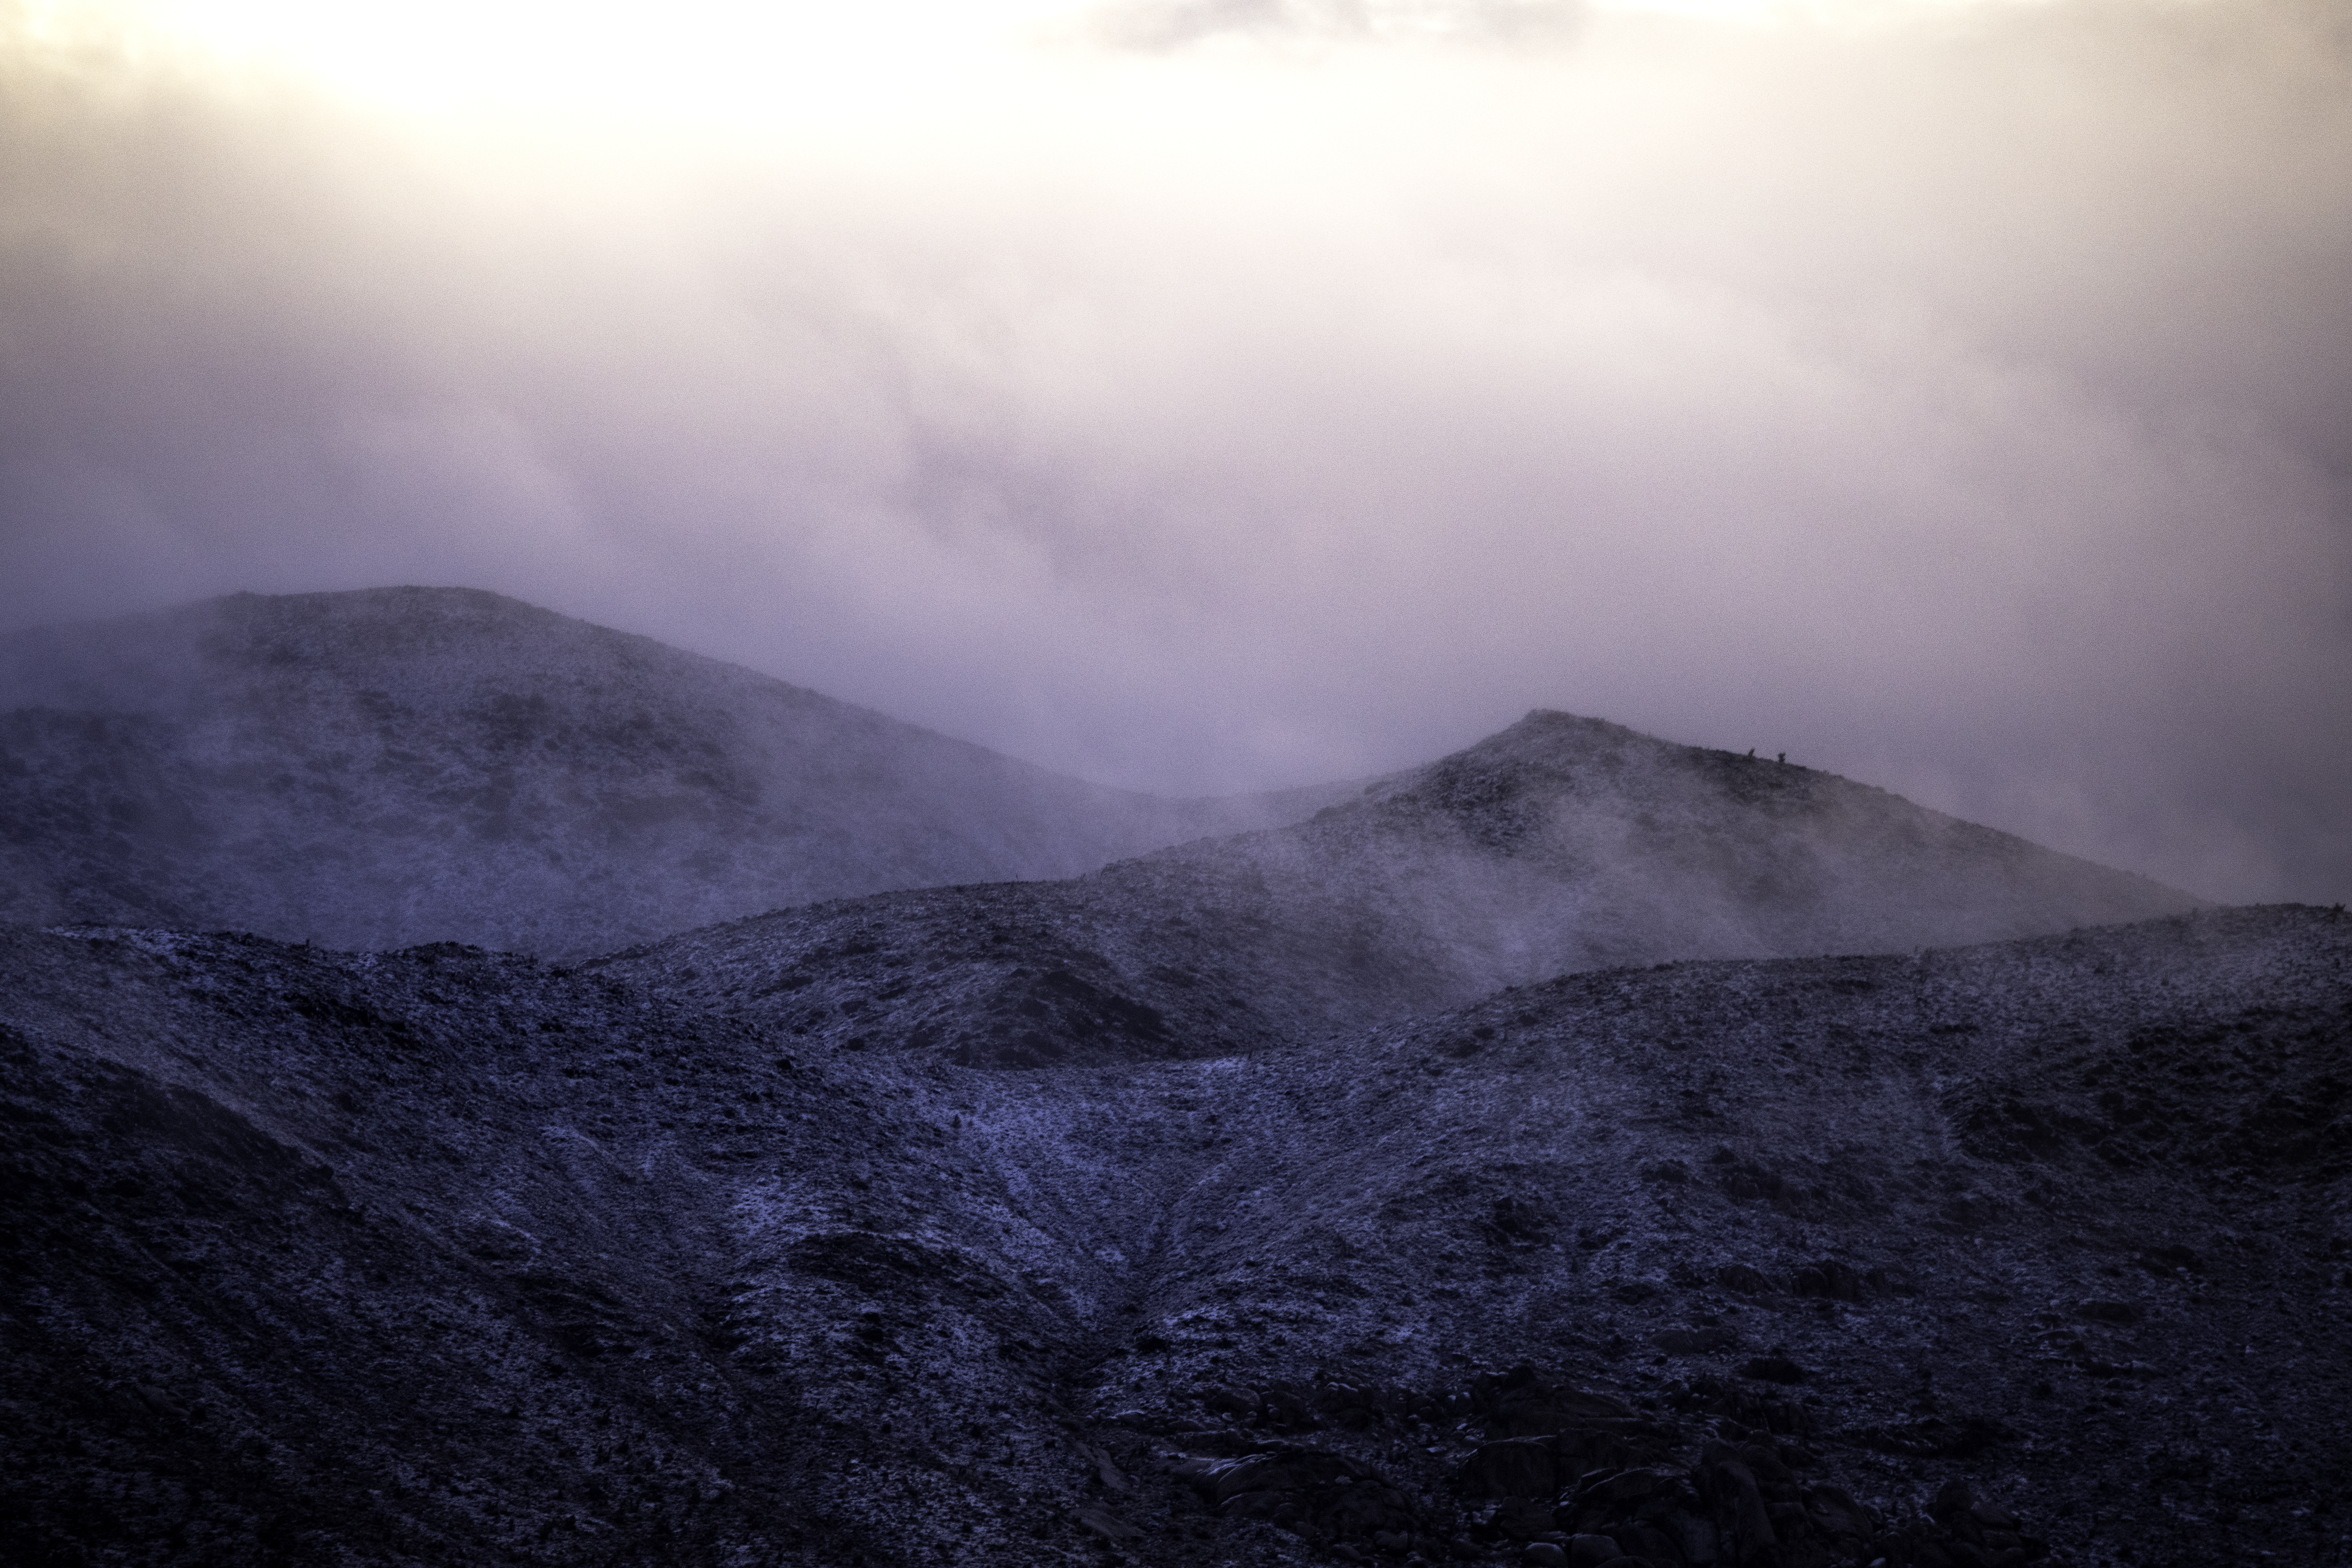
2;587;2295;1568
603;713;2201;1064
0;589;1351;956
4;906;2344;1568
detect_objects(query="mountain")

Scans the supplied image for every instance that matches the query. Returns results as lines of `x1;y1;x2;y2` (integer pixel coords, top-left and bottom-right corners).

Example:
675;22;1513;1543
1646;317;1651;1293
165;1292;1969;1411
1;584;2283;1568
4;906;2345;1568
602;711;2201;1066
0;592;2192;974
0;588;1355;957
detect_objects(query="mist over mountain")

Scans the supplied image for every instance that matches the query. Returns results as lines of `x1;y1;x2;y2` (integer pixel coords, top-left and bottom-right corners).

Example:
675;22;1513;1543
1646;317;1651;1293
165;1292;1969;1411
4;0;2346;1557
609;712;2196;1067
6;0;2349;909
0;587;2333;1568
0;588;1354;957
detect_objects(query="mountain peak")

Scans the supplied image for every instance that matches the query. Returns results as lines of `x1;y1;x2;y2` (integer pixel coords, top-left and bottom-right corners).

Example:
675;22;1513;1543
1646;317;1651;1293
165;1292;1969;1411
1100;703;2200;1023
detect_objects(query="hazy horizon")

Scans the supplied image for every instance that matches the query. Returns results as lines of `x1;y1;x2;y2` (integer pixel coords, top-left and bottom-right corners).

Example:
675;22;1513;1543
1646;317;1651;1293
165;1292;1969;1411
3;0;2348;905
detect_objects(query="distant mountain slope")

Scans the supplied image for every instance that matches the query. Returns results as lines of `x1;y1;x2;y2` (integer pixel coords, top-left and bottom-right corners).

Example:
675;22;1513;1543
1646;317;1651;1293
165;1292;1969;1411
608;712;2202;1063
0;588;1354;956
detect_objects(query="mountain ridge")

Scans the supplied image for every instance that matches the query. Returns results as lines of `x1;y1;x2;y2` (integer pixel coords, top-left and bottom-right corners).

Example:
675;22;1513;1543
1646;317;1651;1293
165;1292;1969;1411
0;587;1364;956
600;711;2199;1068
5;584;2304;1568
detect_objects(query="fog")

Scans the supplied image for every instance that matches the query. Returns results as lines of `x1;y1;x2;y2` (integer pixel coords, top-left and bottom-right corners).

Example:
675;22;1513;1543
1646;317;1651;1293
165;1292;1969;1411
2;0;2348;903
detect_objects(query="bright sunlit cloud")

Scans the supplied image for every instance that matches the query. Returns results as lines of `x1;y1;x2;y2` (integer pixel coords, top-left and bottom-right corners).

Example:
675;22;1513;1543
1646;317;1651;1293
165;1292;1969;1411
34;0;1079;120
29;0;2069;127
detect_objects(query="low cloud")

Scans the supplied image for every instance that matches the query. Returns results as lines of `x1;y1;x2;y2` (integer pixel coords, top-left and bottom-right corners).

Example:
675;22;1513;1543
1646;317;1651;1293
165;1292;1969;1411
1;0;2347;902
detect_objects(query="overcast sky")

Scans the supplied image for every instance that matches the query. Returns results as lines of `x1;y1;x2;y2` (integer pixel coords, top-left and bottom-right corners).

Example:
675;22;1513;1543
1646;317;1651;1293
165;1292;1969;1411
2;0;2347;903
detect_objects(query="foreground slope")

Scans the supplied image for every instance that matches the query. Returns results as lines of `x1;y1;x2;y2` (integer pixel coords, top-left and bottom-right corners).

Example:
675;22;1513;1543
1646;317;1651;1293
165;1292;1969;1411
0;588;1349;956
607;713;2200;1063
4;907;2344;1568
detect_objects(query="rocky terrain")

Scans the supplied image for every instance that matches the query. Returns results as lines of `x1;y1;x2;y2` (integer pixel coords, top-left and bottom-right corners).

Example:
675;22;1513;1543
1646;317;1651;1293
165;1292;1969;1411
0;589;1352;956
3;902;2345;1568
3;592;2338;1568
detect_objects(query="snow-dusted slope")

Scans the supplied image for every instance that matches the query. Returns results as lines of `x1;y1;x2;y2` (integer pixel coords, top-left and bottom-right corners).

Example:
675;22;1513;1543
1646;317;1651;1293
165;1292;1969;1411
1118;710;2205;1007
0;588;1352;956
613;712;2202;1059
6;906;2344;1568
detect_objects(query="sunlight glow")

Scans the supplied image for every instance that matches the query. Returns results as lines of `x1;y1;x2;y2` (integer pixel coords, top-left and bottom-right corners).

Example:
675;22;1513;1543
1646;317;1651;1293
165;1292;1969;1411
83;0;1081;121
51;0;2045;128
